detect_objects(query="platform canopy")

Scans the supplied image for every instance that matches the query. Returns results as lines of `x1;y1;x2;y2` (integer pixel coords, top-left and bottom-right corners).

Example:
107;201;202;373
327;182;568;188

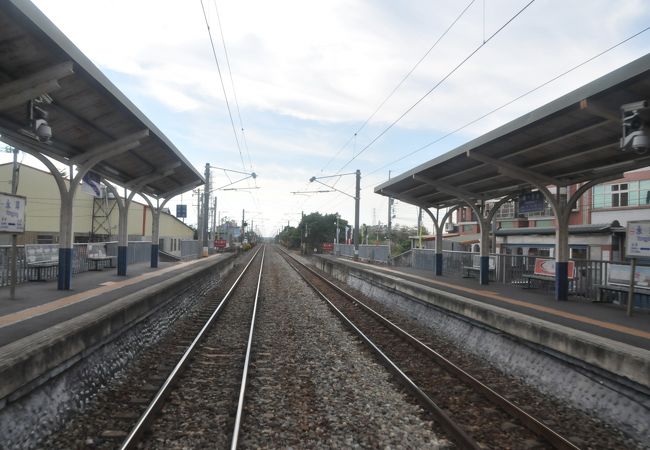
0;0;204;197
375;54;650;207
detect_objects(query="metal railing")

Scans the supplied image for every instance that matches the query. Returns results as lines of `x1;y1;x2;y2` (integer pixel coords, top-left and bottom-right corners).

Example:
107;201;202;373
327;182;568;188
387;248;649;309
0;239;203;287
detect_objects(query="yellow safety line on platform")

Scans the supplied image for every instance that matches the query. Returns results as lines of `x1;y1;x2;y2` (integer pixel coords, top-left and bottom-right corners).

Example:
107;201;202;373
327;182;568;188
354;261;650;342
0;258;210;330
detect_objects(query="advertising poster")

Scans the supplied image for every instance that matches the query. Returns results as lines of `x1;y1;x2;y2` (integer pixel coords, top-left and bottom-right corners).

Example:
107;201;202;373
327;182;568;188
0;193;26;233
626;220;650;258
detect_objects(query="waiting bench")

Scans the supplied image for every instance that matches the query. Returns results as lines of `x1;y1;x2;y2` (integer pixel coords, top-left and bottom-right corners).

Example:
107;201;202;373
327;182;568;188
87;243;116;271
522;258;575;290
595;263;650;309
25;245;58;281
462;255;496;279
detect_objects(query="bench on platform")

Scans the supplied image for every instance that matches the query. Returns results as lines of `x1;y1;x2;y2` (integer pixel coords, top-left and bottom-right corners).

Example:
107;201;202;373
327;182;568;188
25;245;58;281
522;258;575;290
462;254;496;279
595;263;650;308
87;243;116;271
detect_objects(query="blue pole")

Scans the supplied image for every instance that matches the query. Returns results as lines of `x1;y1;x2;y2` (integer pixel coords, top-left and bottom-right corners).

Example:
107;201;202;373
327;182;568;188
57;247;73;290
117;246;128;276
555;261;568;301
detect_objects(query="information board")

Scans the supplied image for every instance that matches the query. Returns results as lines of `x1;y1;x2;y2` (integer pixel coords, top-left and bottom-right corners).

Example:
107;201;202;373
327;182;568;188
0;193;26;233
176;204;187;218
626;220;650;258
518;191;545;214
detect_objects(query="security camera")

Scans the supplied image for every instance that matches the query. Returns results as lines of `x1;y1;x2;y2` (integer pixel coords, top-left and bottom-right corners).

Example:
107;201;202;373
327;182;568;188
34;119;52;142
620;100;650;154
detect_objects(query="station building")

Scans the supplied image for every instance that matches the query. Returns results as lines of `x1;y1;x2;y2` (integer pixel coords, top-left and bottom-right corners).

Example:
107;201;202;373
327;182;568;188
0;162;194;246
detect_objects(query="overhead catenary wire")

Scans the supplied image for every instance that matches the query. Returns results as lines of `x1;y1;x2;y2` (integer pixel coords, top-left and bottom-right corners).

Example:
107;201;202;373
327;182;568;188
200;0;246;172
308;25;650;222
365;25;650;179
335;0;536;174
318;0;476;176
212;0;256;180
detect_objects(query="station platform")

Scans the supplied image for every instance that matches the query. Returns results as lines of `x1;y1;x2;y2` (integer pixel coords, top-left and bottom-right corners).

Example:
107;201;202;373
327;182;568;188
0;254;229;347
0;253;235;405
316;255;650;389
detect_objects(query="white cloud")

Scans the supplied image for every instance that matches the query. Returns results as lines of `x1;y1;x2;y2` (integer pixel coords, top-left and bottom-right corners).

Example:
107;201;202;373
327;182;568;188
22;0;650;234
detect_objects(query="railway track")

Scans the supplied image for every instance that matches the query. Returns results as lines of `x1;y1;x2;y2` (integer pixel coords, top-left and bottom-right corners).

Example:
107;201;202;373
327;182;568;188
279;247;580;450
119;245;265;449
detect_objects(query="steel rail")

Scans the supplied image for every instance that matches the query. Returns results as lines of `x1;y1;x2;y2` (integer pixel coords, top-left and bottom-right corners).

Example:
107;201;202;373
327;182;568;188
231;245;266;449
120;247;264;450
281;248;580;450
279;249;482;450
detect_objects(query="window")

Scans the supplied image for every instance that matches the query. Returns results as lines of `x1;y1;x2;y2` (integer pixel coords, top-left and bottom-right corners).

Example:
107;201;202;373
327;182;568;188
36;234;54;244
593;181;650;209
492;201;516;220
611;183;628;207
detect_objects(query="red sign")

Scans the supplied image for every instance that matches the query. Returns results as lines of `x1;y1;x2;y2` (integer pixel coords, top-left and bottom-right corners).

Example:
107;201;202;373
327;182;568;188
322;242;334;253
533;258;575;280
214;239;227;249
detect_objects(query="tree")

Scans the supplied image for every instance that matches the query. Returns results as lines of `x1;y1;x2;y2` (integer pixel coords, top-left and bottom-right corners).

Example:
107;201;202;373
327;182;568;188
299;212;348;252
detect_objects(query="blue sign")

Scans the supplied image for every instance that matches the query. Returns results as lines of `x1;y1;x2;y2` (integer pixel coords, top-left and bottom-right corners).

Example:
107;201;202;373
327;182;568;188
176;204;187;218
518;191;545;214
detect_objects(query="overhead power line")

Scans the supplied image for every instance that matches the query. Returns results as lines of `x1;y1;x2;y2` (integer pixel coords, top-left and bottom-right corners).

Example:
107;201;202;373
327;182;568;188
212;0;255;177
312;25;650;216
319;0;476;176
200;0;246;171
365;25;650;179
336;0;536;173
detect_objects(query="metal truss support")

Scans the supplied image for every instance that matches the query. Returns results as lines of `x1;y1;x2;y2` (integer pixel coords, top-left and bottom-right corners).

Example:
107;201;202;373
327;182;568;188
0;62;74;111
466;150;621;300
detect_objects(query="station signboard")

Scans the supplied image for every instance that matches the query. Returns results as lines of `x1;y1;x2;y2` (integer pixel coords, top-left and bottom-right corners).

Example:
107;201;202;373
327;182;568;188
626;220;650;258
517;191;545;214
0;193;26;233
214;239;228;249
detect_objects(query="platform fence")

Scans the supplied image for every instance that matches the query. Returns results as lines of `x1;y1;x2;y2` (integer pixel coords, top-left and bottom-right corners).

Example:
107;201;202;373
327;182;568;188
0;239;202;286
390;248;649;308
333;244;390;263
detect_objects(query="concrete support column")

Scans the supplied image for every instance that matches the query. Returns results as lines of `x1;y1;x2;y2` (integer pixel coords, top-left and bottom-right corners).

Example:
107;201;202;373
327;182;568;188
117;204;129;276
555;216;570;301
151;210;160;268
57;194;74;290
435;226;444;276
479;220;491;285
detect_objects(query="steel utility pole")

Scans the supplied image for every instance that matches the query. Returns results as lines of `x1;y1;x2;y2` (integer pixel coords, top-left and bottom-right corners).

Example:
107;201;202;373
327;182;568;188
202;163;210;257
354;169;361;260
387;170;393;255
241;209;245;243
212;197;217;241
10;147;18;299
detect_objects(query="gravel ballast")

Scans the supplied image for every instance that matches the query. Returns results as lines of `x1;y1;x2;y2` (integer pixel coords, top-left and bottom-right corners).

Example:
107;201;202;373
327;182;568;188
238;247;447;448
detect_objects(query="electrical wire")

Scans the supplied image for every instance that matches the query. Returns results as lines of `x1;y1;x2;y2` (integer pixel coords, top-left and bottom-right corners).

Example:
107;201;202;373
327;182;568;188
365;25;650;180
318;0;476;176
306;24;650;223
212;0;256;180
200;0;246;171
336;0;536;173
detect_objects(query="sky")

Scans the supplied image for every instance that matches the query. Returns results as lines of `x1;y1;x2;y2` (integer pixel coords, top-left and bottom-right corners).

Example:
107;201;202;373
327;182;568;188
2;0;650;236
